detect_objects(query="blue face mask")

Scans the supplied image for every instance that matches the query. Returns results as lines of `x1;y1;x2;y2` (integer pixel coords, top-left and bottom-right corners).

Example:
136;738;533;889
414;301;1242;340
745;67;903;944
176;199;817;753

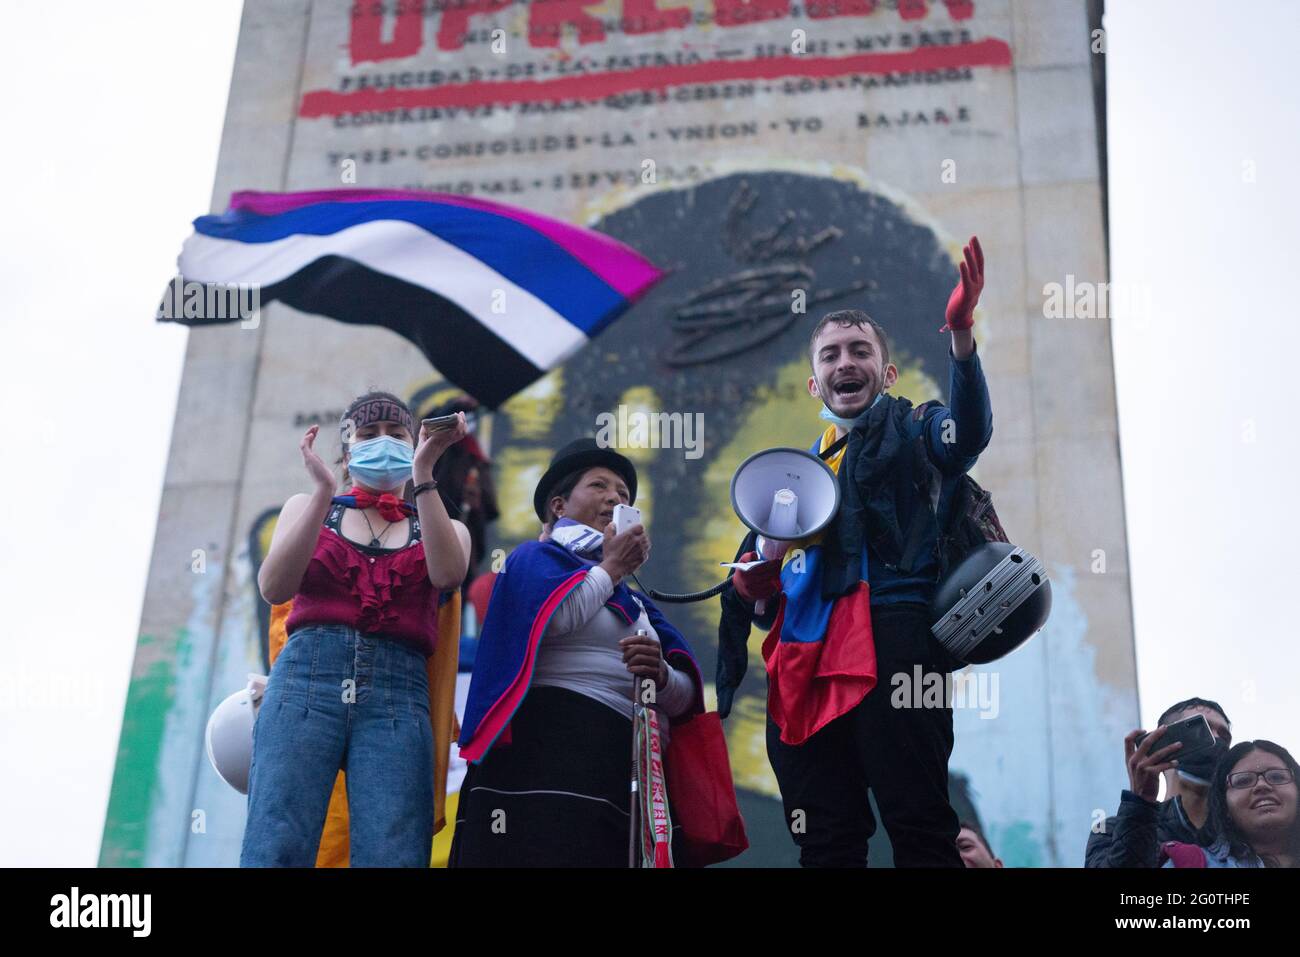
347;435;414;490
819;390;884;429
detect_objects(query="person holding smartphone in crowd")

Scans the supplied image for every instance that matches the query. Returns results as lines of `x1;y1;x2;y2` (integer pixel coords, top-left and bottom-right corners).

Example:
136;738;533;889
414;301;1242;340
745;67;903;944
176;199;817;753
1085;696;1232;868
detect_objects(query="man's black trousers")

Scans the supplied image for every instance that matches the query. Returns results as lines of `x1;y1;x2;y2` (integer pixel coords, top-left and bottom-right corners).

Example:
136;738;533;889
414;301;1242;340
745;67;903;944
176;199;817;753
766;600;963;867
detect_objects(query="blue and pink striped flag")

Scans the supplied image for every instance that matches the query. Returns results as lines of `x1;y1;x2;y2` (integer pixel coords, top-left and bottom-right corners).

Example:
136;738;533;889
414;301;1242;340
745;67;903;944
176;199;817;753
161;188;663;407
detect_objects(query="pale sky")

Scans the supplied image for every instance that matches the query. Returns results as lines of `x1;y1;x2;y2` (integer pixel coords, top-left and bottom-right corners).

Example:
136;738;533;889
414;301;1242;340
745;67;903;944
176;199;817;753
1;0;1296;866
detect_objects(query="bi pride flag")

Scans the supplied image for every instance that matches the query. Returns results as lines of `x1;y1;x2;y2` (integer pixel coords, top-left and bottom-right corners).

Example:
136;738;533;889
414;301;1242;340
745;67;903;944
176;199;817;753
159;189;663;408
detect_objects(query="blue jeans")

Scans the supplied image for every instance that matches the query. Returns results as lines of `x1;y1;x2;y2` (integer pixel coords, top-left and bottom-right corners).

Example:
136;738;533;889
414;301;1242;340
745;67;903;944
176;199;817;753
240;624;434;867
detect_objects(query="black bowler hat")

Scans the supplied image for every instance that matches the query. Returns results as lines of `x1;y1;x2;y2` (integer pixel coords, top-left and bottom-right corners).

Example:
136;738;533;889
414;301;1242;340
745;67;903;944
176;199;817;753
533;437;638;522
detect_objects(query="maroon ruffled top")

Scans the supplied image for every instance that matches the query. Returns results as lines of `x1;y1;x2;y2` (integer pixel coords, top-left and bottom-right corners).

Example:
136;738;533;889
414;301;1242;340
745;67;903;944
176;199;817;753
286;506;441;658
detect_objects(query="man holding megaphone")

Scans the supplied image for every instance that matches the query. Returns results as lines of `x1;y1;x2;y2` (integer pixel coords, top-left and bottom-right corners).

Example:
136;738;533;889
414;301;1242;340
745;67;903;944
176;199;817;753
727;237;992;867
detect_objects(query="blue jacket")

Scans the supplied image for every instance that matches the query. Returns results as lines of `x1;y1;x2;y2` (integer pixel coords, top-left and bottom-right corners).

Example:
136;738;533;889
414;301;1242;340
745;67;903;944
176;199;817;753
863;343;993;604
761;343;992;618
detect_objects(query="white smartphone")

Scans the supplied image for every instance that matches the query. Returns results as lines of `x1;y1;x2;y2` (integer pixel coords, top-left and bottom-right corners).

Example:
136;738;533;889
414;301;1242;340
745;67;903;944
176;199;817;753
612;503;643;536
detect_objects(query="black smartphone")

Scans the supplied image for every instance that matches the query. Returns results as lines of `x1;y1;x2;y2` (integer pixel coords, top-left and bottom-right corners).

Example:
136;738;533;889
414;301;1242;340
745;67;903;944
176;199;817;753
1136;713;1214;757
421;413;460;433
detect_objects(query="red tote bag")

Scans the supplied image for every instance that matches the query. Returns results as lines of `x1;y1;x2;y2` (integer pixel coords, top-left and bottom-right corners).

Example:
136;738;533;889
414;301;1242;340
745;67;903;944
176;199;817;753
665;711;749;866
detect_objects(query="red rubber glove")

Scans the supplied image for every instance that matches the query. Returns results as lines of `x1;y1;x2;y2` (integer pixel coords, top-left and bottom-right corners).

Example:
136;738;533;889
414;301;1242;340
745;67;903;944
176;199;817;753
732;551;782;604
939;235;984;332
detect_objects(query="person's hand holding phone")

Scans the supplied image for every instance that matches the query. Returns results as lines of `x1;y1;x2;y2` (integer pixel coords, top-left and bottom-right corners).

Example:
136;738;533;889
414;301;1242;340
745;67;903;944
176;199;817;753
600;523;649;584
1125;726;1183;802
413;411;467;482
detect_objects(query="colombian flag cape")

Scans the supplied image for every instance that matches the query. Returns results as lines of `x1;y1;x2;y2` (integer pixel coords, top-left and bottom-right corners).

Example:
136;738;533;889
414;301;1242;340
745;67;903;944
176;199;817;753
266;591;461;867
459;539;703;762
762;425;878;746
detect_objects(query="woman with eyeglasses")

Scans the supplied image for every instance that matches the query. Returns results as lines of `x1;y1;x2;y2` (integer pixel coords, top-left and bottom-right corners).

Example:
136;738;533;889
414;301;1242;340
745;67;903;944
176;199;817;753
1161;740;1299;868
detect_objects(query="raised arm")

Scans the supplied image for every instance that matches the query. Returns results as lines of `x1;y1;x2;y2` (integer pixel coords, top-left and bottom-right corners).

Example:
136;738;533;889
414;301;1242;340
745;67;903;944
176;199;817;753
257;426;336;605
928;236;993;471
413;414;472;591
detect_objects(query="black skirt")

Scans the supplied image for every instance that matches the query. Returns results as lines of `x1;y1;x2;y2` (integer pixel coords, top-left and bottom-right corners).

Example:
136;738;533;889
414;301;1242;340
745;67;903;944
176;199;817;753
450;686;681;867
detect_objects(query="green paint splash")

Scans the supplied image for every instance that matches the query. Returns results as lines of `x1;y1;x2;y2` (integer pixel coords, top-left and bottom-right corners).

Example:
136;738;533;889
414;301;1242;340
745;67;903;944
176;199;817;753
98;633;177;867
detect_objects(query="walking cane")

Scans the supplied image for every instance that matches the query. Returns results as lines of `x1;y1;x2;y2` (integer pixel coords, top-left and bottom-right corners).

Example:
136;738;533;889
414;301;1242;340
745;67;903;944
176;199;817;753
628;628;648;868
629;672;639;868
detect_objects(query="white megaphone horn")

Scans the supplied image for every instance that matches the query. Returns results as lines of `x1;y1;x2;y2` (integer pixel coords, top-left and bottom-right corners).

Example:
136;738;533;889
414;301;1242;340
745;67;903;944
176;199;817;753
727;448;841;613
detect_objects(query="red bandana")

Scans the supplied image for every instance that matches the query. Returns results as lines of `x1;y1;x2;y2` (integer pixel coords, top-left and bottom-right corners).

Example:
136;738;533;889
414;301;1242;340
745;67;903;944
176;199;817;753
347;486;411;523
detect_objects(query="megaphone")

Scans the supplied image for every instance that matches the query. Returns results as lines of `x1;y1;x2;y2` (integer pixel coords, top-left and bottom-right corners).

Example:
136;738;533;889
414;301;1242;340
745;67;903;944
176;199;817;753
729;448;841;612
635;447;841;606
205;674;268;795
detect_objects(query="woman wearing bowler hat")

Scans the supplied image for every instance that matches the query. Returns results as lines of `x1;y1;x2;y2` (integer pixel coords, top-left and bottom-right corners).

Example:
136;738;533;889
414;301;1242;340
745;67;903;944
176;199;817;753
450;438;706;866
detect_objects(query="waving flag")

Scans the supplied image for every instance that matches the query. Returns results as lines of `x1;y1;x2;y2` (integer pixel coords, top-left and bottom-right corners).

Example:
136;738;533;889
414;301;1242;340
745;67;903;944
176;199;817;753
160;189;664;407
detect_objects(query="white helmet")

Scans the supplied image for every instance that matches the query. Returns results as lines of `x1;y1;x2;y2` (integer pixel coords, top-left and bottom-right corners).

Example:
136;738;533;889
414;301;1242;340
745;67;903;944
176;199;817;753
205;674;268;794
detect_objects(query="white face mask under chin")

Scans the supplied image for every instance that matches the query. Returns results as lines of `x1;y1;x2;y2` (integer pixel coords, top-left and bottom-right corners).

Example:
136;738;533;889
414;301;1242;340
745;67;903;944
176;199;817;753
819;390;884;429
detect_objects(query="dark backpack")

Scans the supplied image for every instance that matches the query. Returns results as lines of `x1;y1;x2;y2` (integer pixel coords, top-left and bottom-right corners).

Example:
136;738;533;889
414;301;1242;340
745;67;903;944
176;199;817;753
937;472;1010;577
910;399;1010;577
